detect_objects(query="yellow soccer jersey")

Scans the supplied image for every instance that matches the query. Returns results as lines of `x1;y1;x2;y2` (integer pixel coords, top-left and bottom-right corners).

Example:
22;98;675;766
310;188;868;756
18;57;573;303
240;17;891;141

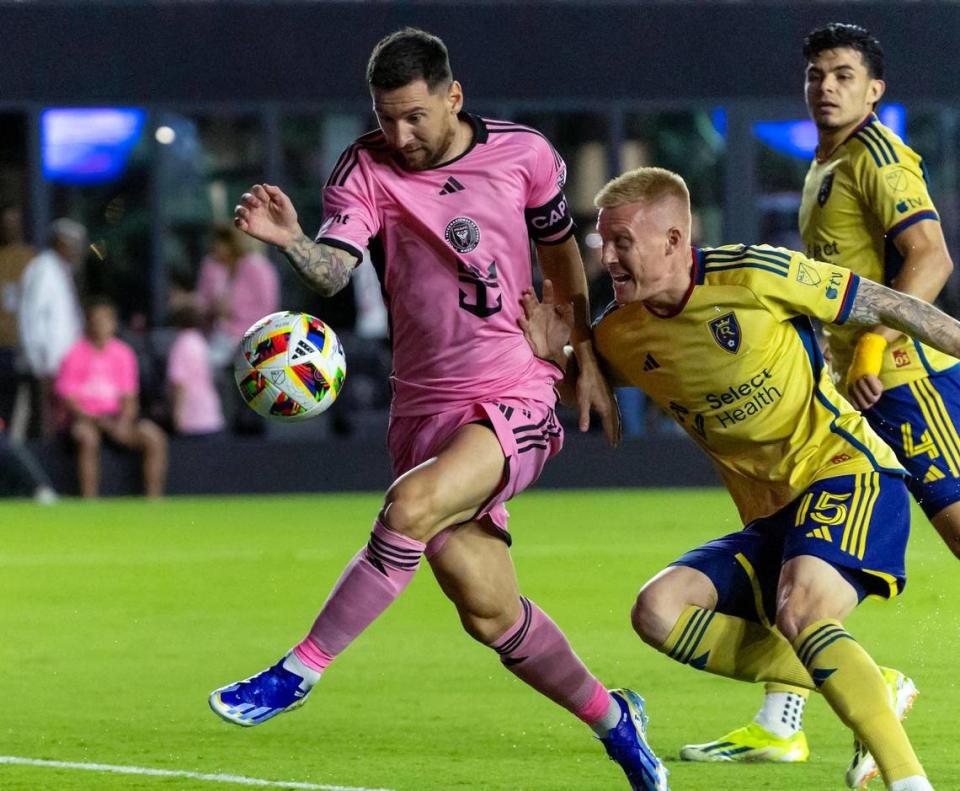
594;244;904;524
799;113;957;392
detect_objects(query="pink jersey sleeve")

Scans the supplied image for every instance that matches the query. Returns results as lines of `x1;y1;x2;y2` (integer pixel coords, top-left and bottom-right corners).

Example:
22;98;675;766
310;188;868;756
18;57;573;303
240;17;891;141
523;134;574;245
315;137;382;261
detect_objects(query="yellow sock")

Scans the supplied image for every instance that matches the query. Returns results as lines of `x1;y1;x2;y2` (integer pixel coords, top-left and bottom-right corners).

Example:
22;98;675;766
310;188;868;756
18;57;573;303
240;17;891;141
794;619;924;784
764;682;809;697
662;606;813;689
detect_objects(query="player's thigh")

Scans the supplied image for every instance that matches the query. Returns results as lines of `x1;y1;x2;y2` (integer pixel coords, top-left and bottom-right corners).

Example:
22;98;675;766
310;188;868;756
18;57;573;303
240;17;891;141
931;501;960;558
384;422;506;535
428;520;521;642
653;524;785;628
775;555;859;641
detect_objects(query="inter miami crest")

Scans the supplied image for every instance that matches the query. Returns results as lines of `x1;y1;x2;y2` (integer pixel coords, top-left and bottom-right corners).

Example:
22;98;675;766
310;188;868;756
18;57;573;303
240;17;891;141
445;216;480;253
817;173;835;207
709;312;742;354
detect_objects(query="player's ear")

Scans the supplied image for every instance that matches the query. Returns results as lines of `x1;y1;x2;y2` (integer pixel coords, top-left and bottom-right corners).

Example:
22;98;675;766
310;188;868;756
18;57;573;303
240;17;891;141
665;226;683;253
867;78;885;107
446;80;464;114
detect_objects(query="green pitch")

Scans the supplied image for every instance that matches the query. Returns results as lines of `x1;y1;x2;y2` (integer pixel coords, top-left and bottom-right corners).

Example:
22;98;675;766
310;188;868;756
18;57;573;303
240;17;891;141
0;490;956;791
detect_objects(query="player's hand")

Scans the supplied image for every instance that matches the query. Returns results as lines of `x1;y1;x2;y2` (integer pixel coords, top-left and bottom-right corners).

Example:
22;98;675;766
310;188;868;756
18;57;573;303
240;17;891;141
573;344;621;447
847;374;884;411
234;184;301;249
519;279;573;364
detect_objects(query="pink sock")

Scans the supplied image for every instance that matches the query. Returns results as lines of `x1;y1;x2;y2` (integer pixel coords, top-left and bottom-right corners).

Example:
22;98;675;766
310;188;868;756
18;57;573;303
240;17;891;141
294;519;425;672
491;597;609;724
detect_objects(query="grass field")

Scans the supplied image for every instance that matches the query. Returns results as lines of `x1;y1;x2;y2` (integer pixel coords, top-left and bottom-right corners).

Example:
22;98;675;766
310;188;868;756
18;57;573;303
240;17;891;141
0;489;956;791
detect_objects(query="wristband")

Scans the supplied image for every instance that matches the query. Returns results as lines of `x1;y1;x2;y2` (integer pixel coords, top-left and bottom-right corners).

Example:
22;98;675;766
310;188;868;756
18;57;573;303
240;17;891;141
847;332;888;386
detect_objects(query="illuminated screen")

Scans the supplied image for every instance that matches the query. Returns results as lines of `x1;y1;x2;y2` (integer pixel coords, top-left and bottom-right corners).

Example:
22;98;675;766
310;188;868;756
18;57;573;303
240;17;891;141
711;105;906;159
41;108;146;185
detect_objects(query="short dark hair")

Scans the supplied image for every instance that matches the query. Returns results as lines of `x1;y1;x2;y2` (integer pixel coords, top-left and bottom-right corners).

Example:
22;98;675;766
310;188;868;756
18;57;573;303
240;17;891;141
367;27;452;92
803;23;884;79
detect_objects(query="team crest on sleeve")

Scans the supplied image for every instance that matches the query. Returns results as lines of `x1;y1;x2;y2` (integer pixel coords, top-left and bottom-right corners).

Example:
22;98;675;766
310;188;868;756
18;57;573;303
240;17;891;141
708;312;742;354
817;173;834;207
885;169;908;192
445;217;480;253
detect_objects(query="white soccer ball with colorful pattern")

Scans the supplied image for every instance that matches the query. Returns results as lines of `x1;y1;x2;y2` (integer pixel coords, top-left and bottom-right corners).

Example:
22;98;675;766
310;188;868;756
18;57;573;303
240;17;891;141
234;311;346;420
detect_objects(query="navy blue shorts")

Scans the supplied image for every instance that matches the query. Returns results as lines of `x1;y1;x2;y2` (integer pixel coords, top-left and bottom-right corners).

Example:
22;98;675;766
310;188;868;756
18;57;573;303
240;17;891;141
671;472;910;625
865;368;960;517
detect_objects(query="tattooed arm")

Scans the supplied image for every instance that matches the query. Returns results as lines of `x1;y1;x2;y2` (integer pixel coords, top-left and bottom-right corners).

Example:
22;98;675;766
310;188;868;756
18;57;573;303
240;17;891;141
279;231;357;297
235;183;359;297
846;278;960;358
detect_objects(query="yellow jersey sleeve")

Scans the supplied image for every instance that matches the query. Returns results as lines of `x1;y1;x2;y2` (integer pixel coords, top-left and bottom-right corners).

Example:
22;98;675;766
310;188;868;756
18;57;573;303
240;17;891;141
729;247;861;327
853;134;939;244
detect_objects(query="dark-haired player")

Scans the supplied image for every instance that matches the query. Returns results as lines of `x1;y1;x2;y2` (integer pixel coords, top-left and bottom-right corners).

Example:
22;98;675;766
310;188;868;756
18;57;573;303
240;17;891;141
684;25;955;788
207;27;666;791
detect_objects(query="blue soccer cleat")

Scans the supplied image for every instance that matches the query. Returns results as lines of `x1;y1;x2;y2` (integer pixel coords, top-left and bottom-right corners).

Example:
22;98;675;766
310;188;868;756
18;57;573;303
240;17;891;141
601;688;670;791
208;654;313;727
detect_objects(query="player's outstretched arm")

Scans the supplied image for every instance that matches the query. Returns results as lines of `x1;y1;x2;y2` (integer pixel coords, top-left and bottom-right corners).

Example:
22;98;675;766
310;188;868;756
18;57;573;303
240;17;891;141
234;183;357;297
846;278;960;360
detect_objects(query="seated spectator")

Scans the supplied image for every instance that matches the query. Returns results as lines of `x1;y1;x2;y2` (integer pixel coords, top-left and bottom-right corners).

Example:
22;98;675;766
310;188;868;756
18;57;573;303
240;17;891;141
56;297;167;498
167;301;225;436
196;223;279;367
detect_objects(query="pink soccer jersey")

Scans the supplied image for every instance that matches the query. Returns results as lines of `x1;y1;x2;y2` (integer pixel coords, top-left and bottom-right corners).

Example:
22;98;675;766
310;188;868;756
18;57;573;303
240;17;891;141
316;114;573;417
55;337;139;417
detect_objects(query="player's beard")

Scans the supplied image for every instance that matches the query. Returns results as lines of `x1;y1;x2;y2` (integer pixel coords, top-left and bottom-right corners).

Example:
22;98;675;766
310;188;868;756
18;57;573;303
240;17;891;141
399;122;458;171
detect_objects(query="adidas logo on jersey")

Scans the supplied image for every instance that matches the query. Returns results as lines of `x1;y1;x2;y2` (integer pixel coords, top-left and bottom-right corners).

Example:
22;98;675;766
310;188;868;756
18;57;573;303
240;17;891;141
290;340;316;361
642;353;660;371
439;177;465;195
805;526;833;542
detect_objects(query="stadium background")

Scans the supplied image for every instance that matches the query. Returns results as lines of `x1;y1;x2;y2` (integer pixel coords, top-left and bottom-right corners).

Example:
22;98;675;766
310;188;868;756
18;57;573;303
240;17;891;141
4;1;960;493
2;4;959;791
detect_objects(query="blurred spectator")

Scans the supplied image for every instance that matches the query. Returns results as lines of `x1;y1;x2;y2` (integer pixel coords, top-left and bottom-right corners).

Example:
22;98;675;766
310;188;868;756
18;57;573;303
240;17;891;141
0;205;36;427
56;297;167;498
166;300;225;436
196;223;279;366
18;218;85;437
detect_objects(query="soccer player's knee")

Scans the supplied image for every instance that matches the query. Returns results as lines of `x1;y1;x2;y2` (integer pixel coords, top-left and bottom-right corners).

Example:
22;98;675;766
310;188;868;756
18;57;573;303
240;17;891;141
382;480;438;540
775;595;818;642
631;583;676;647
461;607;513;644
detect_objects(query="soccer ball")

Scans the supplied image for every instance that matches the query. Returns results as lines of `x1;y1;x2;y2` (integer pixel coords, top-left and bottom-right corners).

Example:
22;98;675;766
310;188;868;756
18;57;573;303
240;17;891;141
234;311;346;420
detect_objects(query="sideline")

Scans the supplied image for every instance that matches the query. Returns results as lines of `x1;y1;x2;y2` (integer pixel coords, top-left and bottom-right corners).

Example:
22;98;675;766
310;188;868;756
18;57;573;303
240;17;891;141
0;756;395;791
